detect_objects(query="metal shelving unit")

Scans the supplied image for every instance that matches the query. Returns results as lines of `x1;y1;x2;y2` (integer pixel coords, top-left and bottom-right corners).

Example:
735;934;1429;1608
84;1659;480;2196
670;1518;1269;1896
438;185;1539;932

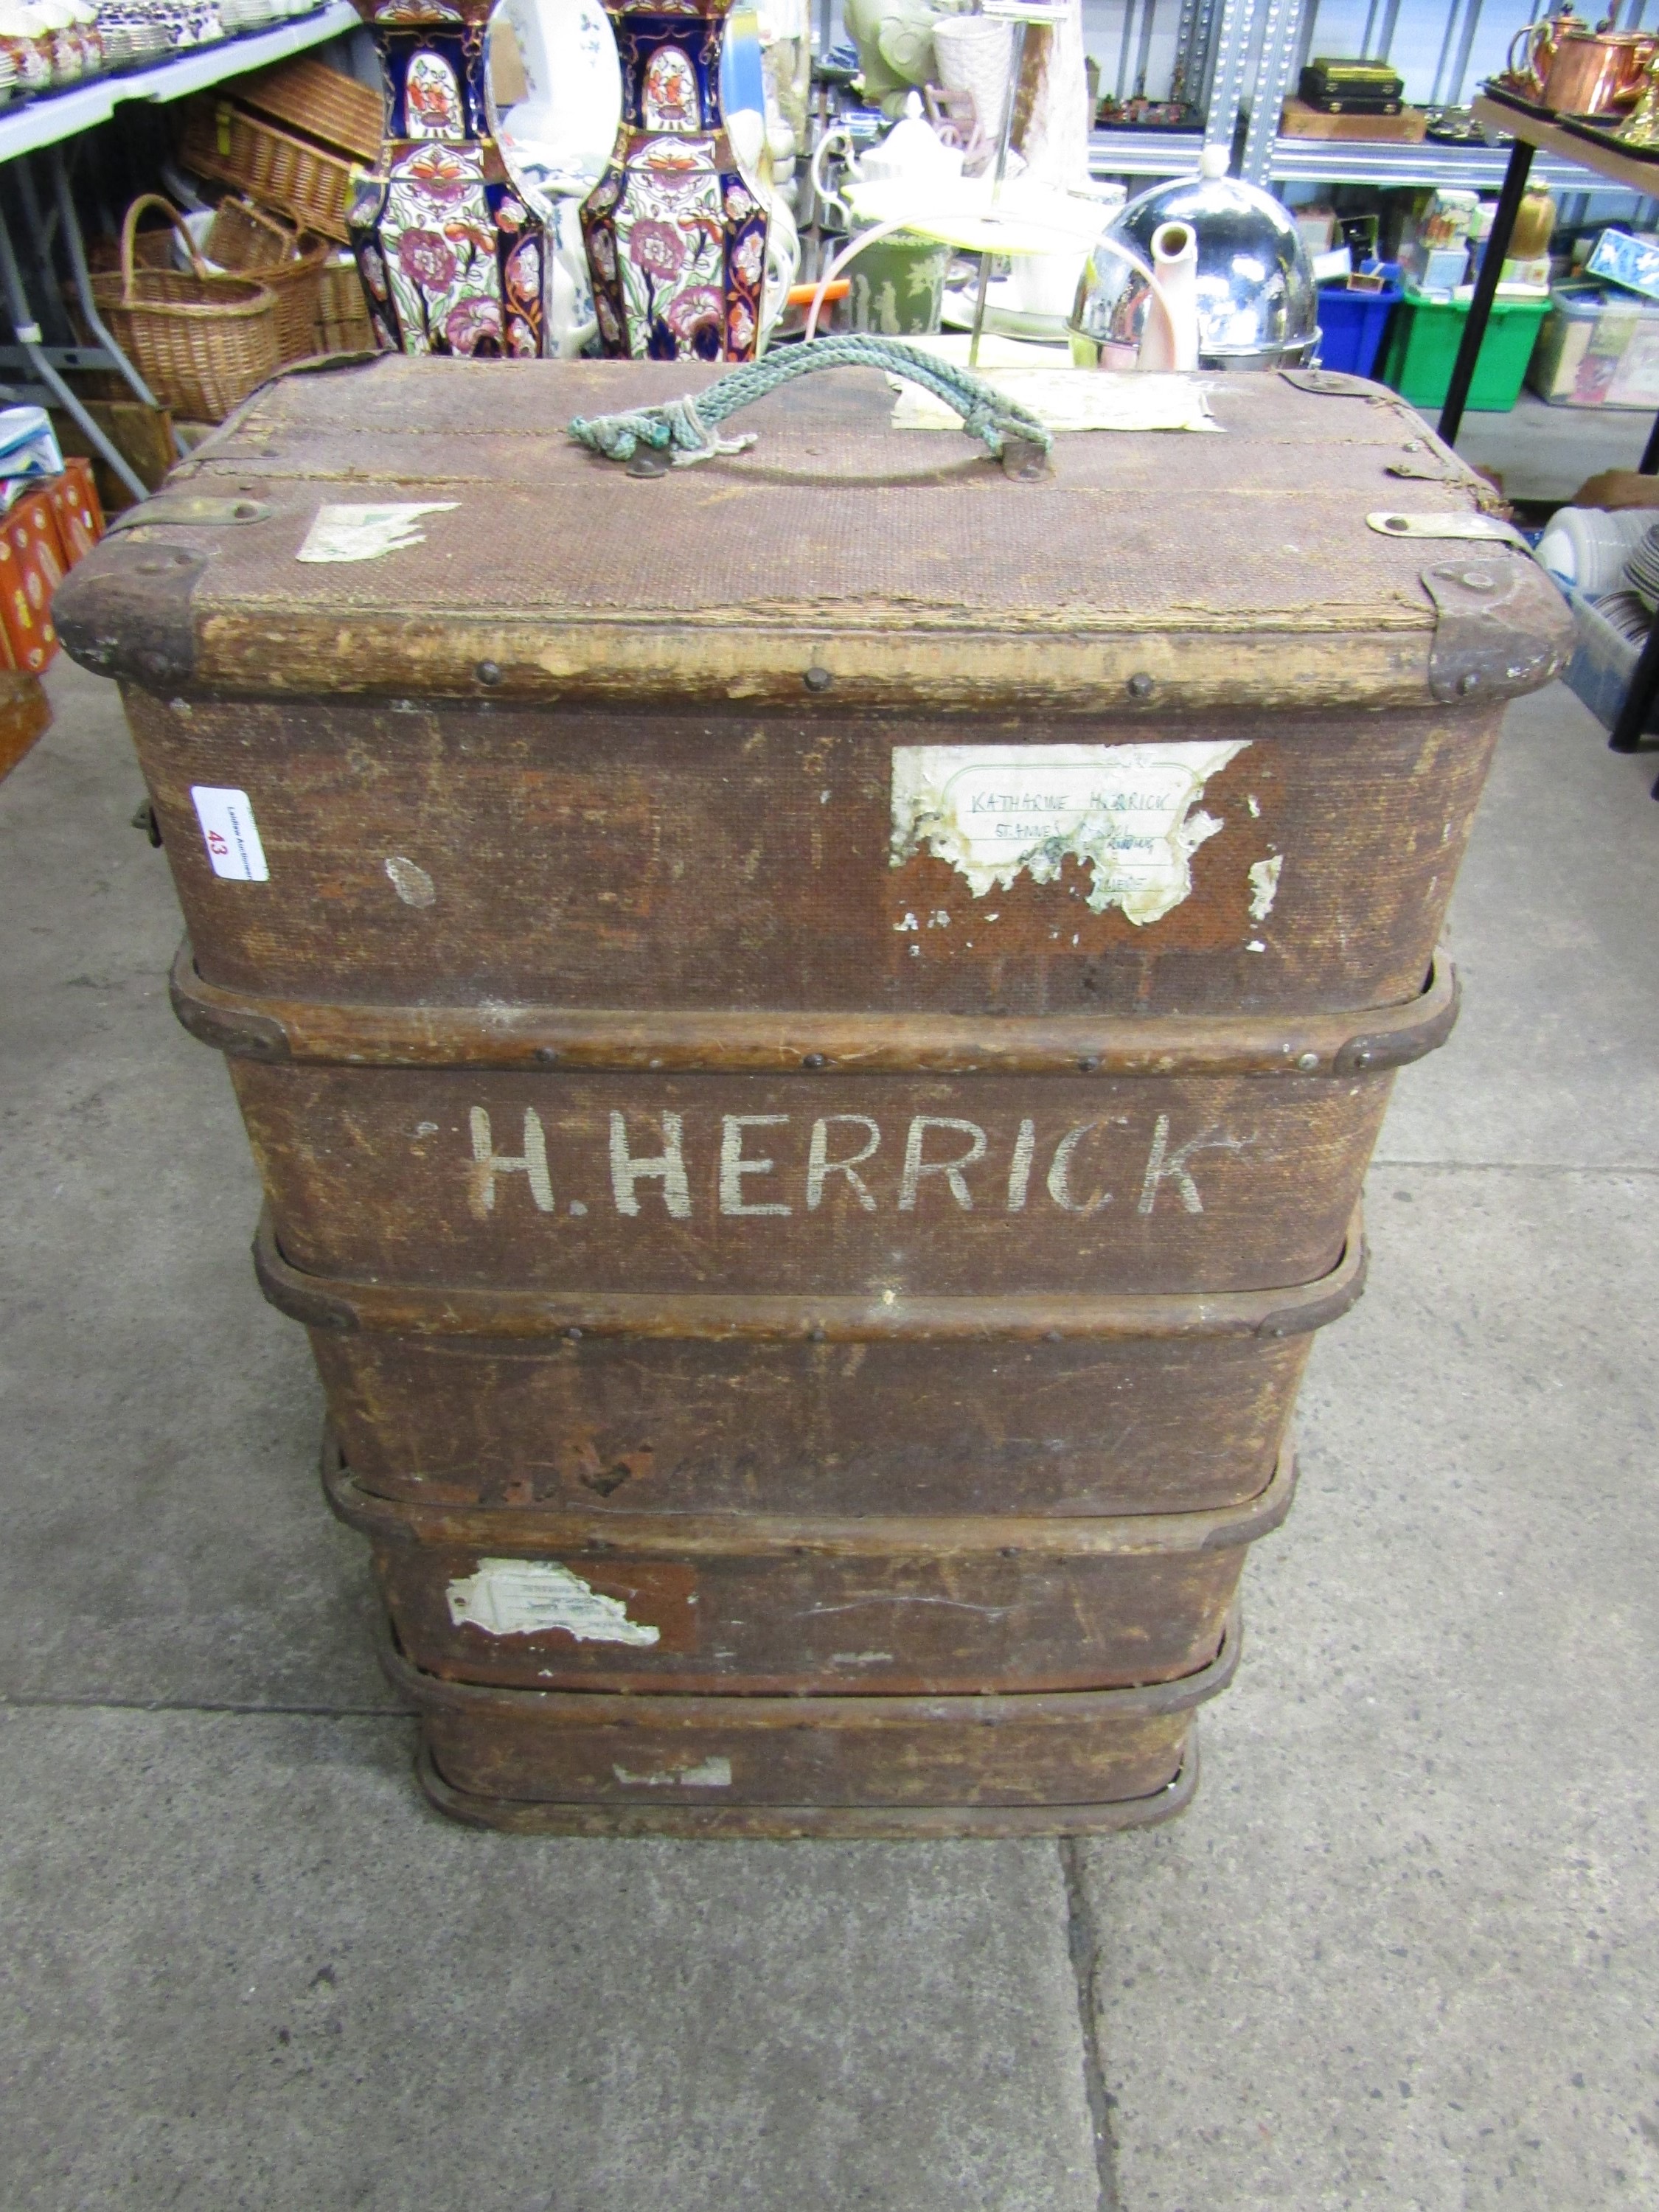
1264;131;1648;190
1090;127;1204;176
1085;0;1659;197
0;0;361;497
0;2;358;161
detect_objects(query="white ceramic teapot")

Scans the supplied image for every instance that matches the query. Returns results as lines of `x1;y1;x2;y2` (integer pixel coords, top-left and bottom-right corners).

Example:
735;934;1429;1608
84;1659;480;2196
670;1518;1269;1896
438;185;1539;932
812;90;964;229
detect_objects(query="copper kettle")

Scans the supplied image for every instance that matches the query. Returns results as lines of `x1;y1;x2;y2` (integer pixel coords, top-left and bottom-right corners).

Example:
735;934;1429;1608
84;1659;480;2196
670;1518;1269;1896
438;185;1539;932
1542;25;1659;111
1506;4;1586;96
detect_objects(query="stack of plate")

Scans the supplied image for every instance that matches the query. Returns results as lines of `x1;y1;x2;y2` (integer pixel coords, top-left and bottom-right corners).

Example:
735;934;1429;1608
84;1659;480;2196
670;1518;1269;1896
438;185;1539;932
1535;506;1654;597
1622;521;1659;614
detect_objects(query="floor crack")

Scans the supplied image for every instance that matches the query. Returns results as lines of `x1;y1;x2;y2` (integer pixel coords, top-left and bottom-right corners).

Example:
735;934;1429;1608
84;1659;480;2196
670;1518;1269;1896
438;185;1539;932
1060;1835;1119;2212
0;1696;412;1717
1368;1158;1659;1176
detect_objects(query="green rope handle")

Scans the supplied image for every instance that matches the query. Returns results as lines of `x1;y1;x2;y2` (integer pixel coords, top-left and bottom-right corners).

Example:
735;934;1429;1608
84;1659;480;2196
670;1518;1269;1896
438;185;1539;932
567;335;1053;470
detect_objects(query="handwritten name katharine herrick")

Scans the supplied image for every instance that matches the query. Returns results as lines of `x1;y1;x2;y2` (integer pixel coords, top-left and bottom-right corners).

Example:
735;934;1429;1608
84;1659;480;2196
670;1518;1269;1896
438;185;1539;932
462;1108;1241;1224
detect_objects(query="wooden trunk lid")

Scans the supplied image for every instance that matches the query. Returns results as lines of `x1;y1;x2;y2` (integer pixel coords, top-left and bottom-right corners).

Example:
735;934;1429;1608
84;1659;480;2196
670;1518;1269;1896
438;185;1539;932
55;355;1570;714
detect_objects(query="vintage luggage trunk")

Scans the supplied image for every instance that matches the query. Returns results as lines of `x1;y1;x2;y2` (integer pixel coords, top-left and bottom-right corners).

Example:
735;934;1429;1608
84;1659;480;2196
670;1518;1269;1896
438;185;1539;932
323;1430;1293;1695
56;354;1571;1833
380;1611;1239;1838
59;359;1567;1021
260;1209;1361;1516
178;950;1448;1298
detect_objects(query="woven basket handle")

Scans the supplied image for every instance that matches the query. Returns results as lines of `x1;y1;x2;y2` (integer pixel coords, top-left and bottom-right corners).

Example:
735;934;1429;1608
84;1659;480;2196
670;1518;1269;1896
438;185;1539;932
229;195;299;261
120;194;212;301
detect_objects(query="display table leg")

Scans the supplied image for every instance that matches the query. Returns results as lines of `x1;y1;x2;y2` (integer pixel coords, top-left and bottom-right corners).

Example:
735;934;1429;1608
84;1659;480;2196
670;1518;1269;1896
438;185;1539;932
1436;136;1532;449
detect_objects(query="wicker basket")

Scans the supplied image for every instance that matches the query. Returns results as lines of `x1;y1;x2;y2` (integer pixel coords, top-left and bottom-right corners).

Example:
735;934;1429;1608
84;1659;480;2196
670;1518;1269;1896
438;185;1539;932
315;249;376;354
180;98;358;244
89;196;280;425
237;55;386;162
204;197;329;363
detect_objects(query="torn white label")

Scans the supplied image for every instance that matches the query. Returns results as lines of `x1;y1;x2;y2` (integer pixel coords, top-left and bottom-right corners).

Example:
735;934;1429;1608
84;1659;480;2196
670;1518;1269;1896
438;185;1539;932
889;369;1221;435
446;1558;661;1646
1248;854;1282;921
296;501;458;563
189;785;268;881
891;741;1248;925
612;1757;733;1789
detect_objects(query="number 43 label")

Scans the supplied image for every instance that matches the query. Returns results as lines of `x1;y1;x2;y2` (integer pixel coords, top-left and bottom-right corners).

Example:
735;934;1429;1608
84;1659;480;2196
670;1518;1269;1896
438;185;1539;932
189;785;268;882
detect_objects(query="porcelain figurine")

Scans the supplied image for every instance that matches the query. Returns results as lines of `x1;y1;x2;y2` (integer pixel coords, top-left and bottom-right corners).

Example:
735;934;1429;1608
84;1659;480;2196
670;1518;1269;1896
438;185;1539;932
580;0;771;361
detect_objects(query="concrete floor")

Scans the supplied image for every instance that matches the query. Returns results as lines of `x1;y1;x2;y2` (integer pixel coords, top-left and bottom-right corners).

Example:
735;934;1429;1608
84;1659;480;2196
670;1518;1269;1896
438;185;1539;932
1458;389;1653;507
1;658;1656;2212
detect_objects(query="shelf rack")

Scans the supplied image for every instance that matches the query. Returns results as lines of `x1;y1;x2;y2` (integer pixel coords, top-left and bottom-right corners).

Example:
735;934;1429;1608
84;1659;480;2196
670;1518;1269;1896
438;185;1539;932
0;1;360;498
0;2;359;161
1086;0;1659;195
1092;122;1650;192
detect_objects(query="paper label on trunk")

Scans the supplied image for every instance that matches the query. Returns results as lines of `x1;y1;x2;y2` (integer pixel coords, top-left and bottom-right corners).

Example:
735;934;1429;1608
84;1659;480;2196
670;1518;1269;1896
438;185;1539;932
890;741;1248;925
446;1557;661;1644
189;785;268;882
888;369;1220;435
296;502;458;563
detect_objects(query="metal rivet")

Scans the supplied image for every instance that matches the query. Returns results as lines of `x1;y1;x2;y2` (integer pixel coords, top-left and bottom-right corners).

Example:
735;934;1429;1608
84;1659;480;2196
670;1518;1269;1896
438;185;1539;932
1383;514;1409;532
1296;1050;1320;1071
627;448;668;477
808;1324;827;1343
1461;568;1494;590
476;660;502;686
1077;1054;1100;1074
804;666;832;693
1351;1048;1373;1068
1127;672;1155;699
802;1051;828;1070
1456;670;1480;695
564;1326;582;1342
534;1046;560;1065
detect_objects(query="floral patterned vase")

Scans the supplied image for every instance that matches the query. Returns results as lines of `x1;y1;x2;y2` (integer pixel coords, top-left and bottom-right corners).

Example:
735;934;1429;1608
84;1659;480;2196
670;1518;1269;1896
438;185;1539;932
581;0;769;361
349;0;548;358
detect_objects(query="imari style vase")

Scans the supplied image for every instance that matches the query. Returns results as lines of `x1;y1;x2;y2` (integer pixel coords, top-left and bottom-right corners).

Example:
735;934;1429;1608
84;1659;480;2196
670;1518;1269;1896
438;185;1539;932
350;0;549;358
581;0;770;360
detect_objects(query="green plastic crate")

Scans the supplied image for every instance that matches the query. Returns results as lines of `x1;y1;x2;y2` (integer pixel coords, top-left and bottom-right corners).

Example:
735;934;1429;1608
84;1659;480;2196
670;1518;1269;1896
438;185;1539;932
1380;287;1551;412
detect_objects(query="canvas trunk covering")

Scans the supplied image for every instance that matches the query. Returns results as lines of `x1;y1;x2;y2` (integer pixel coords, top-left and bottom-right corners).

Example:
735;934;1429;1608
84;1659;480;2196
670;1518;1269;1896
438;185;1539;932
58;354;1571;1833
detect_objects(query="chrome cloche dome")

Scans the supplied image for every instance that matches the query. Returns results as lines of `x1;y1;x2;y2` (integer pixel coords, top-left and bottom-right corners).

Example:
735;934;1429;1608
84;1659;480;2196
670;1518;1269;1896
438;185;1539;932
1069;146;1319;370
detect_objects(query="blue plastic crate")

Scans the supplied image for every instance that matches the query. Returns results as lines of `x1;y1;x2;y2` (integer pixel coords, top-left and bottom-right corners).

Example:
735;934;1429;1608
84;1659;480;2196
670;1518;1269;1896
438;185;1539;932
1561;584;1659;738
1315;264;1402;379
